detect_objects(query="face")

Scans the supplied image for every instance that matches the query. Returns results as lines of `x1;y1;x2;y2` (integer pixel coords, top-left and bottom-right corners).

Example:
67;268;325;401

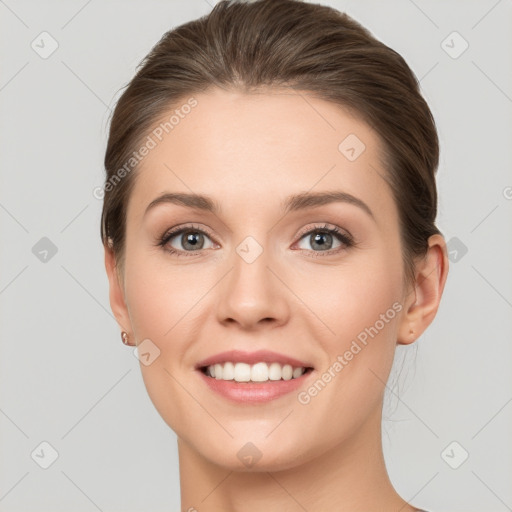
112;87;414;471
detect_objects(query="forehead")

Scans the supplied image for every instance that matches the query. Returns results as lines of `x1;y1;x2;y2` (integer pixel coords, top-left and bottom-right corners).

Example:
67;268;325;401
127;87;394;224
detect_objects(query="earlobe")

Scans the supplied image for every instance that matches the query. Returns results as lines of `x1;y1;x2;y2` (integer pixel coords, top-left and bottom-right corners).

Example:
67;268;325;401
104;244;131;335
397;234;449;345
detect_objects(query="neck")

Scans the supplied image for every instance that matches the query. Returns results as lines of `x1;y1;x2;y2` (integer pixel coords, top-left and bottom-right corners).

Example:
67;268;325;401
178;405;416;512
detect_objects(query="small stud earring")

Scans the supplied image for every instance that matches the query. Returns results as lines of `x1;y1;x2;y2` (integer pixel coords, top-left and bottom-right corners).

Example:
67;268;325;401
121;331;130;345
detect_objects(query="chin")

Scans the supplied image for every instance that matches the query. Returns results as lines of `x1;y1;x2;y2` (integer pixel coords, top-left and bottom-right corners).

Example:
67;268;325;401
193;434;316;473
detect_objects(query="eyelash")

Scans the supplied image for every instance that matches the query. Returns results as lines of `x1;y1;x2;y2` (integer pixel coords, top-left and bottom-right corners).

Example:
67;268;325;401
157;223;355;258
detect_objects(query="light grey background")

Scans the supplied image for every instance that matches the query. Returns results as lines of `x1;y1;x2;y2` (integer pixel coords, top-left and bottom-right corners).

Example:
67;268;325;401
1;0;511;511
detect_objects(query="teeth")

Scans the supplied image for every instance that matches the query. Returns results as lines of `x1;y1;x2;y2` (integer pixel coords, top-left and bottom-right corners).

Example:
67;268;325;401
251;362;268;382
206;361;307;382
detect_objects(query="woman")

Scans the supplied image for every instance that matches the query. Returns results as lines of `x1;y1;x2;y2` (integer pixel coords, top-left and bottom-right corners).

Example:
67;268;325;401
101;0;448;510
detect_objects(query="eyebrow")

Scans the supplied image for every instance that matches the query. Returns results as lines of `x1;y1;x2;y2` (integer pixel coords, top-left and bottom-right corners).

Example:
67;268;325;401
144;190;374;219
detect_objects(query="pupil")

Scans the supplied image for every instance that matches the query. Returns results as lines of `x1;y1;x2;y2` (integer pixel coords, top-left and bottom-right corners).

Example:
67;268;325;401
184;231;202;250
312;232;331;250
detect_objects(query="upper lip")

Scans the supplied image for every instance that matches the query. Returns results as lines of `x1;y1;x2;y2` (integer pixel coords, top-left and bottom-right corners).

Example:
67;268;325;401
195;349;314;370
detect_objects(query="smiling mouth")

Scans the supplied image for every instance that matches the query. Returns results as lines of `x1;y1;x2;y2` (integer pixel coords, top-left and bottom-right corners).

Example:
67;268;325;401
199;362;315;383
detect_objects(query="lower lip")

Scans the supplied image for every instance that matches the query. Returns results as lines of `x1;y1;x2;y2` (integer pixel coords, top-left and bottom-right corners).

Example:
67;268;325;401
196;369;314;403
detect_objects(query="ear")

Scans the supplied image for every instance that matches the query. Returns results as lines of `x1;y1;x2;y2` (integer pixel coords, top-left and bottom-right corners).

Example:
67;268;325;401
104;242;132;335
397;234;449;345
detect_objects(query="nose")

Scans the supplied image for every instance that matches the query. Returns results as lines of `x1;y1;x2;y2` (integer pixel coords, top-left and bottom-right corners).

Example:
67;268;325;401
216;242;290;330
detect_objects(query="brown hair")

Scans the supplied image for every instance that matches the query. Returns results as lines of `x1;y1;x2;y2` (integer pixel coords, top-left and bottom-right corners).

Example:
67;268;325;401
101;0;441;286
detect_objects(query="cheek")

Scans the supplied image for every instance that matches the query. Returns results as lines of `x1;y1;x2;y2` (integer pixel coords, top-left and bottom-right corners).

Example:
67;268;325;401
292;245;404;408
122;250;207;434
123;248;206;342
292;243;404;345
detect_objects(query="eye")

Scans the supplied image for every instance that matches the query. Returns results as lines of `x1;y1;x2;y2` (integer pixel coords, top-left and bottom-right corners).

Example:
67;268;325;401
157;222;354;258
294;224;354;255
158;224;216;256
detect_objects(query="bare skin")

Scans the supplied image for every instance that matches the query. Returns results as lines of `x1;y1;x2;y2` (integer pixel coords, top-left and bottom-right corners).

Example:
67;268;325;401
105;87;448;511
